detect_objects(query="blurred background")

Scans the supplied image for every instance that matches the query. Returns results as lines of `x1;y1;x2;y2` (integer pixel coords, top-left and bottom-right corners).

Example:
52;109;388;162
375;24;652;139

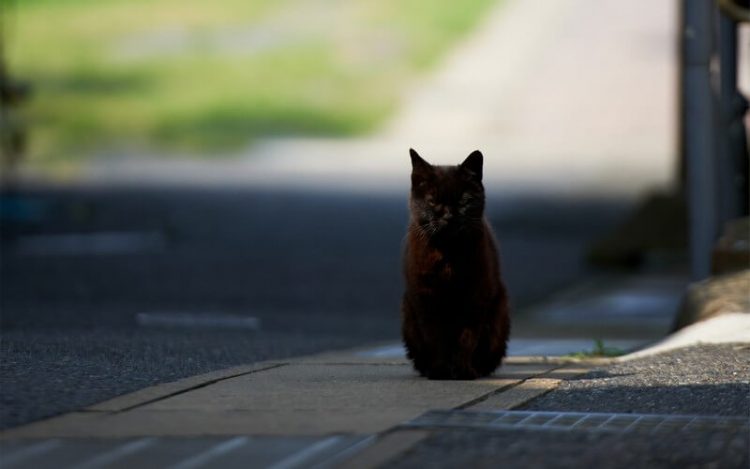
0;0;748;430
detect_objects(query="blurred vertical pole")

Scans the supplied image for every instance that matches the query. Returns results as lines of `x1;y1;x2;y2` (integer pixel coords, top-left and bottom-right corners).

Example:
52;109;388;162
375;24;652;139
717;4;749;222
0;0;29;191
681;0;718;280
1;0;14;188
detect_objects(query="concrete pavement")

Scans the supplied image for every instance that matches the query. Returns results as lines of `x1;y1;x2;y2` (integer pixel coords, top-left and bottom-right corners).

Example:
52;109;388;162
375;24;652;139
1;313;748;468
0;352;594;440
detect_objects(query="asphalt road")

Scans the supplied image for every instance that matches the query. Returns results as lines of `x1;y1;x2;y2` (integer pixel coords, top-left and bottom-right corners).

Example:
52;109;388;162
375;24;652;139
0;185;630;429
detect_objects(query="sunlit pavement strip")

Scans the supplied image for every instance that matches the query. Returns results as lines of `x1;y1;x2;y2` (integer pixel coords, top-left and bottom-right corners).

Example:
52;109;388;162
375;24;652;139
357;338;648;359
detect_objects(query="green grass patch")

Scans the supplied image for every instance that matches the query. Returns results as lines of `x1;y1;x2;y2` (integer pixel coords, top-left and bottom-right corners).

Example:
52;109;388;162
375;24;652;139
566;339;626;359
5;0;499;166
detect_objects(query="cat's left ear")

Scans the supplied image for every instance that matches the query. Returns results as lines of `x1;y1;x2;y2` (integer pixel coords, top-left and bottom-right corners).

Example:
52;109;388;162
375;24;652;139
461;150;483;181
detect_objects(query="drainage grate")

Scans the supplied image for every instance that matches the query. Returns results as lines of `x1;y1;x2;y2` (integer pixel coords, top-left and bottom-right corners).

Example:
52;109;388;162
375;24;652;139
403;410;750;435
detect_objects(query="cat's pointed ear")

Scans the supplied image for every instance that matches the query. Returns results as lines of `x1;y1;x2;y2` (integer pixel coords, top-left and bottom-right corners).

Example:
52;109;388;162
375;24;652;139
410;148;432;188
409;148;431;173
461;150;483;181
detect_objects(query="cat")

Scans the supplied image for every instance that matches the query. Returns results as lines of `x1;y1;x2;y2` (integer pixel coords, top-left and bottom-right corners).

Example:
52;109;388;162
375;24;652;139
401;149;510;380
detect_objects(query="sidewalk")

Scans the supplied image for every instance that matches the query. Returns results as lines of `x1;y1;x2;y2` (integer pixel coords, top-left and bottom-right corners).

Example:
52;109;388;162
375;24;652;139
3;264;746;468
0;351;598;440
1;314;748;468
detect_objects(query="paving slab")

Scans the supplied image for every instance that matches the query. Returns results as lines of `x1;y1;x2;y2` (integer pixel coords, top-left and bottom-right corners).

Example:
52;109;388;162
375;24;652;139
1;351;562;439
86;362;286;413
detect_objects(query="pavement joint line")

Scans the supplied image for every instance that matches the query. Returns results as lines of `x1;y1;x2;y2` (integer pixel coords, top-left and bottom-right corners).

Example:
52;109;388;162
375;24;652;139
113;363;288;413
454;364;568;410
507;383;558;410
454;380;527;410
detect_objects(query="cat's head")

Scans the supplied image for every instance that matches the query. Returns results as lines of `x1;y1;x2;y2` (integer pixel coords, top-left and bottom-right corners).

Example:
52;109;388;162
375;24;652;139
409;148;485;238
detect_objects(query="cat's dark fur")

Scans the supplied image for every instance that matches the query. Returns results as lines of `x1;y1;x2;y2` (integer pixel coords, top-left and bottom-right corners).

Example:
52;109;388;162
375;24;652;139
401;149;510;380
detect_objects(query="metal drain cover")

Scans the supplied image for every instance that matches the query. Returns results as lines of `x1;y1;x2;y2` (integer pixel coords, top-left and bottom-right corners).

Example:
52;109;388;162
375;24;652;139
403;410;750;435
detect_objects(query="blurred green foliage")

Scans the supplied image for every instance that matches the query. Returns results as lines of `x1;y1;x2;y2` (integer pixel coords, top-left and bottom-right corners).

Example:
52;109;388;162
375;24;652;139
6;0;498;167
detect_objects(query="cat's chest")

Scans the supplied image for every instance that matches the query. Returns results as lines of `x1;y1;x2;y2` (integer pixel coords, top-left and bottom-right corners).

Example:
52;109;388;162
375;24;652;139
420;249;463;283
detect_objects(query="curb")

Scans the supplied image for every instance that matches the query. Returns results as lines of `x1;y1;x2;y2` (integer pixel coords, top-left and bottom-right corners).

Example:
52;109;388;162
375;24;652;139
672;269;750;331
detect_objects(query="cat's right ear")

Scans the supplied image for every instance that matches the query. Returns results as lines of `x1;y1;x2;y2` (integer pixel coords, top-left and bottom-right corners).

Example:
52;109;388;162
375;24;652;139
410;148;431;173
409;148;432;188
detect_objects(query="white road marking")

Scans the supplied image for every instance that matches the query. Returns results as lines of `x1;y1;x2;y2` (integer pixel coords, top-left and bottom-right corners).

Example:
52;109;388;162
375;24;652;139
310;436;375;469
266;436;342;469
1;440;61;467
167;437;249;469
136;312;260;330
356;344;405;358
75;438;156;469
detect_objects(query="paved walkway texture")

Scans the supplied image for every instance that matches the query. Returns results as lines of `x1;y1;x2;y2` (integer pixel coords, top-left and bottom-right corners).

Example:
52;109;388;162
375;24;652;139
1;315;748;468
0;352;596;440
